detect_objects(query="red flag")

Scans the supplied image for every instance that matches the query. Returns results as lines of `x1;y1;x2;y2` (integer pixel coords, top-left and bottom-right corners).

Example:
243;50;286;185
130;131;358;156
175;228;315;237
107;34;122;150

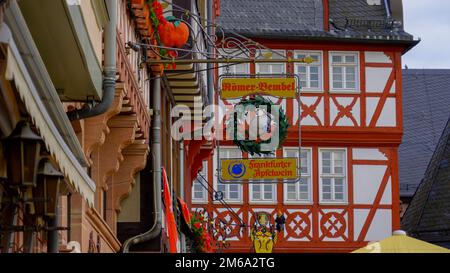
162;167;178;253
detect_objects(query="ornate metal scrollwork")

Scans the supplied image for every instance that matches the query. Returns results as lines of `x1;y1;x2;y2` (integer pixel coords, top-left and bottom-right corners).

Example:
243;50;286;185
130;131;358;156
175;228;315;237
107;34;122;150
138;0;289;63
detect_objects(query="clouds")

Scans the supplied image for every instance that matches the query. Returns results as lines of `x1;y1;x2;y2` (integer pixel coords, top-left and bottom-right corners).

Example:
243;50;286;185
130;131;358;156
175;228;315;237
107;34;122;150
402;0;450;68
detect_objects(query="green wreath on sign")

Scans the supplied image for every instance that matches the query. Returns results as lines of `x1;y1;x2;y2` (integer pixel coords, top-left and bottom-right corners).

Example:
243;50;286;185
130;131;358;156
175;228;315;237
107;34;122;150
227;95;289;156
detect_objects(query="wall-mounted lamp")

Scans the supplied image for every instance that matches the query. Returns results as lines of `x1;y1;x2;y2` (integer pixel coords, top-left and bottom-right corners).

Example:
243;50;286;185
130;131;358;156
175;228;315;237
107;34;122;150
33;158;64;218
2;121;41;188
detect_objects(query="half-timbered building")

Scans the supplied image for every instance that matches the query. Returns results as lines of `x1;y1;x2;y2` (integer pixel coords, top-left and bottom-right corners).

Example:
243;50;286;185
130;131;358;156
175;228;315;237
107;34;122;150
188;0;418;253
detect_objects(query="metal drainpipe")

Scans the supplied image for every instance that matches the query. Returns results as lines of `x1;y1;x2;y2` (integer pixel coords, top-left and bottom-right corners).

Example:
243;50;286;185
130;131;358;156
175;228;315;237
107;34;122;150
206;0;214;105
66;0;117;121
123;74;162;253
47;211;59;253
179;139;185;253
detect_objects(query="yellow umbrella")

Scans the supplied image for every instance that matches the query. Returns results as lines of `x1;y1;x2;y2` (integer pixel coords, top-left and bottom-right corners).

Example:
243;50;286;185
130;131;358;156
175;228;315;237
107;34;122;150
353;230;450;253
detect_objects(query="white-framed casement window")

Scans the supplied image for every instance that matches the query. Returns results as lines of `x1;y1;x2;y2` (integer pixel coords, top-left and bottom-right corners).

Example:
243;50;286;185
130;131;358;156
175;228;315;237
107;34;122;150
218;52;250;75
256;50;286;75
249;154;277;203
329;52;359;92
283;147;312;203
192;160;209;203
295;51;323;92
319;149;347;203
215;148;243;203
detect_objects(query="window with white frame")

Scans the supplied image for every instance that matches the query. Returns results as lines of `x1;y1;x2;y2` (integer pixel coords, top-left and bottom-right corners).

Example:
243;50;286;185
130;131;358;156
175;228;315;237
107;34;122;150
256;50;286;75
218;52;250;75
216;148;243;202
283;148;311;203
192;161;208;203
319;149;347;203
295;51;322;91
330;52;359;91
249;154;277;203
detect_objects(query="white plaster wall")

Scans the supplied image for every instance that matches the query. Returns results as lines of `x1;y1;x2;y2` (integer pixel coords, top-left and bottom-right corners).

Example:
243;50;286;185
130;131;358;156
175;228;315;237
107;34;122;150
353;165;387;204
354;209;370;241
366;97;379;125
352;148;387;160
380;177;392;205
365;209;392;241
366;67;392;92
376;98;397;127
365;52;392;63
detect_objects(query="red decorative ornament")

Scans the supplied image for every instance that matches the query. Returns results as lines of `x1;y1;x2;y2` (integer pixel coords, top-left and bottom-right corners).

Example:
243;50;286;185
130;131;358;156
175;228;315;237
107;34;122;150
158;19;189;48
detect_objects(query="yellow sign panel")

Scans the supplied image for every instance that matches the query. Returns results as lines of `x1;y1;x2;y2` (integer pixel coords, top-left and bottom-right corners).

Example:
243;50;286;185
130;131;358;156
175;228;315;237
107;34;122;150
220;158;297;181
220;78;297;99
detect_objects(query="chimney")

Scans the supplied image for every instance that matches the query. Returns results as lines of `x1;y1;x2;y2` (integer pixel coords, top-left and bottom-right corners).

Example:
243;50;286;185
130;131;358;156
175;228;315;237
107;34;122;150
390;0;404;26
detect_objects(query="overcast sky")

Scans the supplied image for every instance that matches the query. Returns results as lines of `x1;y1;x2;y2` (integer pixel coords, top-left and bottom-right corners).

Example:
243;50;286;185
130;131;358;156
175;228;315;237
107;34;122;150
402;0;450;68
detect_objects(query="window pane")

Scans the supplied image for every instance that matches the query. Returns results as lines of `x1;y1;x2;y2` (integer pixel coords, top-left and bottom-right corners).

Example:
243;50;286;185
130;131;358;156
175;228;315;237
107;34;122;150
323;192;331;200
310;66;319;74
334;151;345;174
258;64;270;74
287;191;296;200
229;191;238;199
287;184;296;195
332;55;342;63
299;192;309;200
333;81;343;89
322;152;331;174
272;64;284;73
335;193;344;200
310;73;319;81
217;184;226;193
345;55;356;63
301;151;309;174
310;80;319;88
194;191;203;199
253;189;261;200
311;54;320;63
297;54;306;59
347;82;356;89
236;64;248;74
299;66;307;74
264;191;272;200
230;184;239;192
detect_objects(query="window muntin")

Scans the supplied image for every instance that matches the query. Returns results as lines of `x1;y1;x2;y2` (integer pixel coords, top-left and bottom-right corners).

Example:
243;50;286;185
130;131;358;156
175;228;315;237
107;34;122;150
192;161;208;203
283;148;312;203
249;153;277;203
295;51;323;91
319;149;347;203
215;148;243;202
330;52;359;92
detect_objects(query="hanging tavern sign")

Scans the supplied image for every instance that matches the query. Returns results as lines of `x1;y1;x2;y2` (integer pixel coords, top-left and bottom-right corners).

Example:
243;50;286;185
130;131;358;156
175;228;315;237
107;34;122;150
220;158;298;182
220;77;297;99
216;74;302;184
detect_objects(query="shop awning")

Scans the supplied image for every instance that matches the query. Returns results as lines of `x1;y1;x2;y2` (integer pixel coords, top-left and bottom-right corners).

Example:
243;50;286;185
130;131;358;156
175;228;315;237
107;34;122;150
1;24;95;207
352;230;450;253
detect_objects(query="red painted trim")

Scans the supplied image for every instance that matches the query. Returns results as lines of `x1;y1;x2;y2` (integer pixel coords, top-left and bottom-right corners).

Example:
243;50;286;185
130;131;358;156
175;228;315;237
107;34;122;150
323;0;330;31
357;156;392;241
352;160;389;165
323;50;330;127
391;148;401;230
368;70;396;127
360;51;367;127
366;63;394;68
394;51;403;131
312;146;319;242
348;148;354;242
